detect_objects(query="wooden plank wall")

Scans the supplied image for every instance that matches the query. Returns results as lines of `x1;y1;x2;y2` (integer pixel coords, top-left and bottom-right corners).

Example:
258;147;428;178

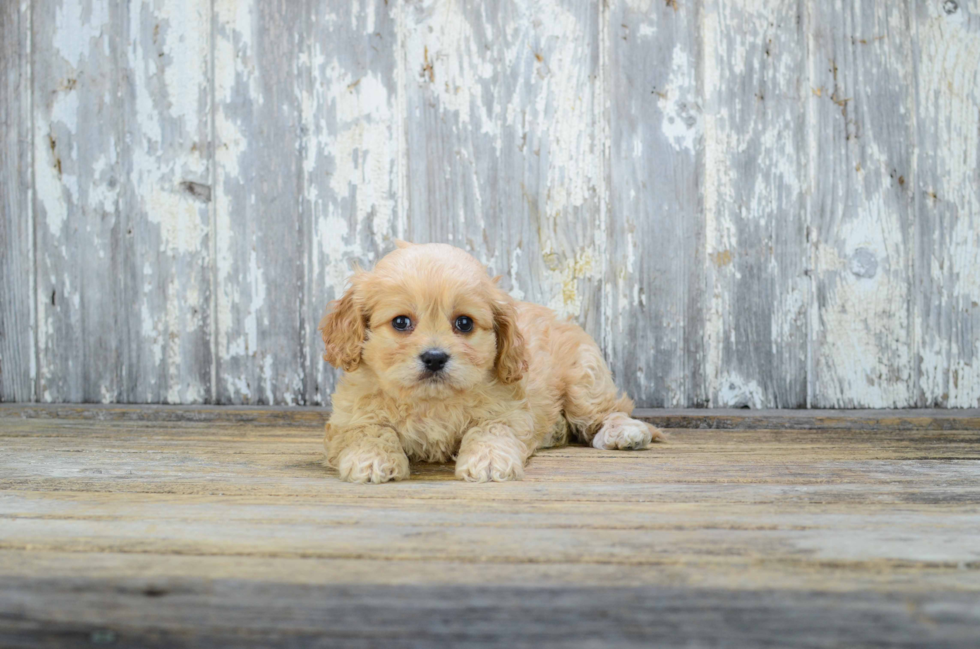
0;0;977;408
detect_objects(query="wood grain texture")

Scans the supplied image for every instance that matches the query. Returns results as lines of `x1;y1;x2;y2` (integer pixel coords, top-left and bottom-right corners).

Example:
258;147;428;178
809;0;916;407
703;0;808;408
912;1;980;408
2;580;976;649
213;0;306;404
0;412;978;645
0;0;34;402
605;0;705;408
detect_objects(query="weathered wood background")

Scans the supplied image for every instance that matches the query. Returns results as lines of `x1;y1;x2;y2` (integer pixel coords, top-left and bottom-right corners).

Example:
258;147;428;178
0;0;978;408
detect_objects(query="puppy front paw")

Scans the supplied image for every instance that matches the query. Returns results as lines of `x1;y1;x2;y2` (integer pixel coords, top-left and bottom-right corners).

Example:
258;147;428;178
336;446;410;484
592;413;666;450
455;440;525;483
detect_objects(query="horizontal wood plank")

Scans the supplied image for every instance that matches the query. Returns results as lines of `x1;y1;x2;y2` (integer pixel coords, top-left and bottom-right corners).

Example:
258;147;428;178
2;579;978;649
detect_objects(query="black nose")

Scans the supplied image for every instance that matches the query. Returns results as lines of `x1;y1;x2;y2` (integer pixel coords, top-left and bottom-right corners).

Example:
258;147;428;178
420;349;450;372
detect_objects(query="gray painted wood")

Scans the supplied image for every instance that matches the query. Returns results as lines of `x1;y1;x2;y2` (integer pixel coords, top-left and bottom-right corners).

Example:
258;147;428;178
31;0;212;404
912;1;980;408
703;0;809;408
401;0;606;341
0;0;34;402
33;0;124;402
605;0;705;408
213;0;306;404
119;0;213;403
809;0;916;407
2;0;979;407
301;0;404;405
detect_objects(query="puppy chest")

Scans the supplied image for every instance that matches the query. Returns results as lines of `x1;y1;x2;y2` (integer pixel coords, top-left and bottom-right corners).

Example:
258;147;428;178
394;416;468;463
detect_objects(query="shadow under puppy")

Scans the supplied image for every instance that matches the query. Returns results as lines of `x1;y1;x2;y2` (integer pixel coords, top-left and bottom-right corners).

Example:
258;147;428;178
320;241;665;483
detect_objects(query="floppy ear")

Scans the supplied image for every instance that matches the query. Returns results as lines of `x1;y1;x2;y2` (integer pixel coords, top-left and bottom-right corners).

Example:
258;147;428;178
394;239;413;249
492;295;527;384
319;283;366;372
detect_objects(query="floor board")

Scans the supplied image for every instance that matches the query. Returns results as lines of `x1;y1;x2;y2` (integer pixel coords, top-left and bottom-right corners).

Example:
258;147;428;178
0;408;978;647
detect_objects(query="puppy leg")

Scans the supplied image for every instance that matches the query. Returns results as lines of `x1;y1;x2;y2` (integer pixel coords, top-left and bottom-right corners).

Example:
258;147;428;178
325;424;410;484
455;421;531;483
561;339;666;450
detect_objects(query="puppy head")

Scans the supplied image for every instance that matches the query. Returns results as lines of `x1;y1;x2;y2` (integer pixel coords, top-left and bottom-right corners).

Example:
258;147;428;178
319;242;526;398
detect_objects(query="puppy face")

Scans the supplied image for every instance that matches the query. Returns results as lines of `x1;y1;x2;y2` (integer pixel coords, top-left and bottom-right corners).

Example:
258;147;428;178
320;243;526;399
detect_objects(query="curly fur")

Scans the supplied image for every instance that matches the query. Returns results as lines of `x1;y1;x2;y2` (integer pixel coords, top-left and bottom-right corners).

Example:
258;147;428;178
320;242;665;483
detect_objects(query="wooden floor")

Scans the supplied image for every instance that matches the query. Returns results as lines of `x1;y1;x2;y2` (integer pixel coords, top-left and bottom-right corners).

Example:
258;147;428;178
1;405;979;648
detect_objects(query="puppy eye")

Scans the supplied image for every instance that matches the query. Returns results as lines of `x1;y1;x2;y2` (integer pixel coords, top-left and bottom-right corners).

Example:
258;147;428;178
392;315;413;331
454;315;474;333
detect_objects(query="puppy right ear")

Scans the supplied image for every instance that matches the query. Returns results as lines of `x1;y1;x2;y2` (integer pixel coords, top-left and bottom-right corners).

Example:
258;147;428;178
492;295;528;385
319;283;366;372
394;239;413;249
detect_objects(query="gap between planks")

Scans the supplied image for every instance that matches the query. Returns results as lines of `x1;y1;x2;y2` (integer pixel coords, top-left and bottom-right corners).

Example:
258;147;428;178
2;404;980;430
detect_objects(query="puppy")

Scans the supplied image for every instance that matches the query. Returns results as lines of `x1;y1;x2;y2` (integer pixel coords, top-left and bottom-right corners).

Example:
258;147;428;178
319;241;665;483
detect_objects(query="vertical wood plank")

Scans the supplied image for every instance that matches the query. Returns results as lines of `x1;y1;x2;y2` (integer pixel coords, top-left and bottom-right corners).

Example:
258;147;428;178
213;0;305;404
702;0;808;408
120;0;213;403
33;0;212;403
301;0;404;405
605;0;704;407
0;0;35;402
399;0;606;340
912;0;980;407
809;0;915;407
33;0;122;402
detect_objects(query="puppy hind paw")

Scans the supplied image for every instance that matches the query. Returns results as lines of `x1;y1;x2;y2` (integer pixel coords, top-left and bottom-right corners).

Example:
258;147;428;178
337;448;410;484
592;414;665;451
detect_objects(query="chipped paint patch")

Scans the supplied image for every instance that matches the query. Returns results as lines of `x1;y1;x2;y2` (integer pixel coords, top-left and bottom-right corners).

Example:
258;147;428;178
716;373;765;409
541;247;600;320
54;0;110;68
711;250;733;267
658;45;701;152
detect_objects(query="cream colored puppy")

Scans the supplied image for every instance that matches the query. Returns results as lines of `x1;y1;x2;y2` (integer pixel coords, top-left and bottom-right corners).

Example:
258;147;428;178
320;242;664;483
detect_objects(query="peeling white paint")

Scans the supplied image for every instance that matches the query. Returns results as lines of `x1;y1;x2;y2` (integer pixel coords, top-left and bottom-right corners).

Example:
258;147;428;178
658;45;700;152
54;0;110;68
214;0;259;104
402;0;494;129
716;373;765;409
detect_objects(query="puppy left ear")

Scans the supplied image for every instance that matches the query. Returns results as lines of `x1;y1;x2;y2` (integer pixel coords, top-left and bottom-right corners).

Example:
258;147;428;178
319;281;366;372
492;295;527;384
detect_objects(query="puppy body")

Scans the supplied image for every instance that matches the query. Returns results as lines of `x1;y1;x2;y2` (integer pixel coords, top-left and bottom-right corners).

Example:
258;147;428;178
321;243;663;483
